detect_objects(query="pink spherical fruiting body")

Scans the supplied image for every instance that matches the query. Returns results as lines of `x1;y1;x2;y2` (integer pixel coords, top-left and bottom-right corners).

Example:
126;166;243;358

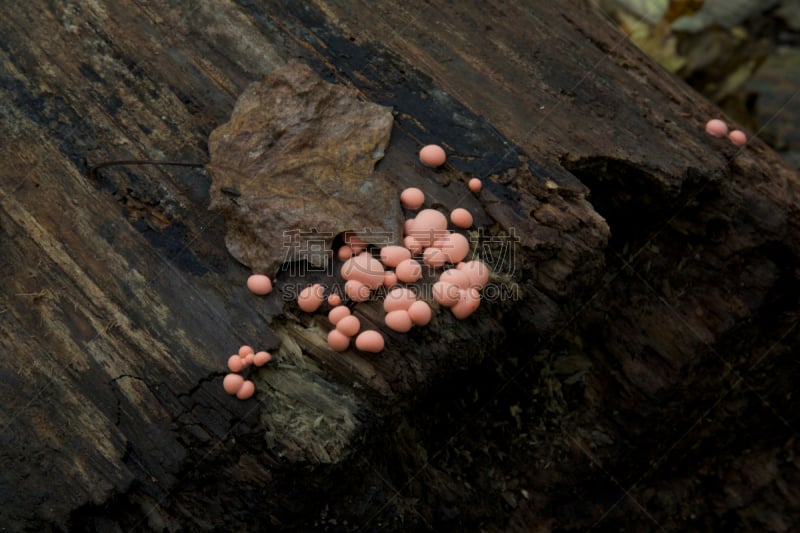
246;274;273;295
705;119;728;137
355;330;385;352
336;315;361;337
344;279;371;302
298;284;325;312
400;187;425;209
395;259;423;283
236;380;255;400
384;287;416;312
450;208;473;229
419;144;446;167
729;130;747;146
327;329;350;352
253;351;271;367
385;310;413;332
223;373;245;395
328;305;351;325
468;178;482;192
408;300;432;326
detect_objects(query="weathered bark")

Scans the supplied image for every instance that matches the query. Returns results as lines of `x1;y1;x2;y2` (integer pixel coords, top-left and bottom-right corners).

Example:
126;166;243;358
0;1;797;531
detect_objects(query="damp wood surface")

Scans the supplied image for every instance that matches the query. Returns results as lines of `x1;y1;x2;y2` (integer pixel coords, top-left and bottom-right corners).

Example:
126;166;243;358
1;1;799;530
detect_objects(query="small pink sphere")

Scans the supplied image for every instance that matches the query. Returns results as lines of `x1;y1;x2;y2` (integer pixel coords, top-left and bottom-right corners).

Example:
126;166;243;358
384;271;398;287
355;330;385;353
227;355;243;373
253;351;271;367
729;129;747;146
419;144;446;167
403;235;423;255
385;310;414;332
458;260;490;288
439;268;470;289
341;254;385;290
336;315;361;337
337;245;354;261
408;300;432;326
438;232;470;264
432;281;460;307
705;119;728;138
395;258;423;283
400;187;425;209
327;329;350;352
238;345;254;357
379;245;412;268
409;209;448;247
451;288;481;319
246;274;272;295
468;178;482;192
327;293;342;307
423;247;447;268
298;284;325;312
344;279;371;302
236;380;255;400
384;287;417;312
450;208;473;229
223;373;245;395
404;218;415;236
328;305;351;325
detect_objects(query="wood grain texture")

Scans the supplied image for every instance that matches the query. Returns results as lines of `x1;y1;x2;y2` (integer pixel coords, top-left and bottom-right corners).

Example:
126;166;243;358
1;1;798;530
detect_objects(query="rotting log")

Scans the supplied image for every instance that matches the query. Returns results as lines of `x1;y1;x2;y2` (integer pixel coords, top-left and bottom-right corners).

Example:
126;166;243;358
0;1;798;531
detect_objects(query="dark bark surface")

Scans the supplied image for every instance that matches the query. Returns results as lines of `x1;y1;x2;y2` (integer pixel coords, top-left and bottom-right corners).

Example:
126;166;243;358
1;1;798;531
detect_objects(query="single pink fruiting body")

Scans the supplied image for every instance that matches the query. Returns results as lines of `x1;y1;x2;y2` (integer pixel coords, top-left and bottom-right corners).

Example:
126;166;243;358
227;355;244;373
327;329;350;352
419;144;446;167
403;235;423;255
395;258;423;283
384;271;398;287
439;268;470;289
409;209;448;247
438;232;470;264
238;345;254;357
468;178;482;192
341;254;385;290
243;353;255;367
246;274;273;295
355;330;385;352
400;187;425;209
432;281;460;307
336;315;361;337
327;293;341;307
253;351;271;367
236;380;255;400
423;247;446;268
337;245;354;261
451;288;481;319
458;260;490;288
404;218;415;236
385;310;413;332
408;300;432;326
384;287;417;312
344;279;371;302
705;119;728;138
223;373;245;395
729;130;747;146
328;305;351;325
450;208;473;229
379;245;412;268
298;284;325;312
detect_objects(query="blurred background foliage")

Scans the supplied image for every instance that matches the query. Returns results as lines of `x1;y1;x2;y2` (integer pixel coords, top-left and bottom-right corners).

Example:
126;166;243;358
592;0;800;168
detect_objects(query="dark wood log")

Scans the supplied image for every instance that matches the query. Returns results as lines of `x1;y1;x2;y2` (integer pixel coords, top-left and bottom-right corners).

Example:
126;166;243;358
1;1;798;531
